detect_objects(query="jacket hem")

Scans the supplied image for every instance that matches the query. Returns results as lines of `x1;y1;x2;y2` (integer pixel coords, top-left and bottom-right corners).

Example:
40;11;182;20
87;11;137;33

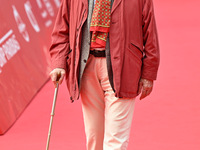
115;91;138;99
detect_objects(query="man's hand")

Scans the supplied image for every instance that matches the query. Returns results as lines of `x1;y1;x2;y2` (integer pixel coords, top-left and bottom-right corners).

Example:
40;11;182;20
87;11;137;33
138;78;154;100
49;68;66;87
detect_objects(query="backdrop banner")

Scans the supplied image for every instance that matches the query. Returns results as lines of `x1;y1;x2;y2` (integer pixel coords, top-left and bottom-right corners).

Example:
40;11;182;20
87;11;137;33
0;0;60;134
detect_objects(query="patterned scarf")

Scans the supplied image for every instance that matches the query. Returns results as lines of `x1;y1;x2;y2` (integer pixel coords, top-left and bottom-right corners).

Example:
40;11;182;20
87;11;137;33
90;0;111;48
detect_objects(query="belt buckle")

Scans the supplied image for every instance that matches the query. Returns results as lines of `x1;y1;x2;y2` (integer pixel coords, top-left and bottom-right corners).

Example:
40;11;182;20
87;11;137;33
94;50;99;57
91;50;105;57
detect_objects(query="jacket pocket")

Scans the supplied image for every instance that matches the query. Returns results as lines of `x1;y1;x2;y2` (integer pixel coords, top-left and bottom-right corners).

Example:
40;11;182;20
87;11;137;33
120;43;143;94
128;42;143;64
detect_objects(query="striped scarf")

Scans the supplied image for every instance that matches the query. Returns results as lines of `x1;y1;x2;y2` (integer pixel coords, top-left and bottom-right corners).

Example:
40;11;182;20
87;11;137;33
90;0;111;48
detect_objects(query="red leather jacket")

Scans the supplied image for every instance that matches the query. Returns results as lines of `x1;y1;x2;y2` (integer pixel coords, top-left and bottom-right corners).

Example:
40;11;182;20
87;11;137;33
49;0;160;100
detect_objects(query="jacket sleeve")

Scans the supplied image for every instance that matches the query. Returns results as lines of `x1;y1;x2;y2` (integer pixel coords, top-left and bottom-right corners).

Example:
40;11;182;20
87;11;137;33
49;0;70;70
142;0;160;80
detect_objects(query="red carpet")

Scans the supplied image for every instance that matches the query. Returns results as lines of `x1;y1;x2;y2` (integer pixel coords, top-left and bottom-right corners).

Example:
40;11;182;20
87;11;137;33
0;0;200;149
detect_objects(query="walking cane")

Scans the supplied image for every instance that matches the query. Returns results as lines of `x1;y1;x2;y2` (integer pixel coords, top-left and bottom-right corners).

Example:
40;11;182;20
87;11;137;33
46;76;60;150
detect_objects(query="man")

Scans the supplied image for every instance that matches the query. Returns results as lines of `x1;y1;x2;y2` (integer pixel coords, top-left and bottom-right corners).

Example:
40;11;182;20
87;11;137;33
49;0;160;149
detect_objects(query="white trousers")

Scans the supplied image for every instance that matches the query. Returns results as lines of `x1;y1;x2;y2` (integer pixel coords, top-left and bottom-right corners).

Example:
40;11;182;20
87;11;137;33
80;55;136;150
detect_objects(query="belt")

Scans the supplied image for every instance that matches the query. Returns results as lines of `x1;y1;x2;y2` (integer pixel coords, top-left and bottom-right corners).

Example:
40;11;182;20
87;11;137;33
90;50;106;57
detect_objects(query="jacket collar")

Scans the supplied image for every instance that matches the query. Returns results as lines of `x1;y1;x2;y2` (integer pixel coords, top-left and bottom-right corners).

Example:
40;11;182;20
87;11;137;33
111;0;122;14
82;0;88;10
81;0;121;14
